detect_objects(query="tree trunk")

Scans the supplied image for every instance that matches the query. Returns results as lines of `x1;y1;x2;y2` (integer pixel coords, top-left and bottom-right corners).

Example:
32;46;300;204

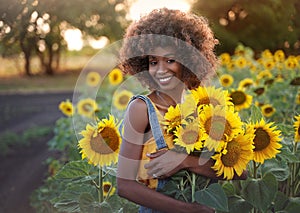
24;53;31;76
45;46;54;75
20;40;32;76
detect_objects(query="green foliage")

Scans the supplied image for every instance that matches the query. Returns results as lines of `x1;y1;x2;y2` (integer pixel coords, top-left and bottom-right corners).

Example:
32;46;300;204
192;0;300;54
48;116;81;161
31;160;139;213
0;126;52;156
195;183;228;212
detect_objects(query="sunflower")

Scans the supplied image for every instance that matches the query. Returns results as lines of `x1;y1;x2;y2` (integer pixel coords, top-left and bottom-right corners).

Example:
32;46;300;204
294;115;300;142
191;86;232;109
254;87;265;96
109;68;123;85
257;69;273;81
219;53;231;66
212;130;254;180
102;181;116;197
261;49;273;59
229;89;253;111
220;74;234;87
226;62;235;71
78;115;121;166
234;57;248;69
285;56;298;70
113;90;133;110
274;50;285;62
263;60;275;70
58;100;74;117
199;105;243;152
238;78;254;90
86;71;101;87
173;118;204;154
77;98;99;118
261;104;276;117
246;119;282;164
163;102;194;134
296;92;300;105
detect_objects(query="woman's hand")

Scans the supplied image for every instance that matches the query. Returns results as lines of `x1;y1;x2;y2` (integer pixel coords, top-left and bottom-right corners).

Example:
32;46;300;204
144;149;187;178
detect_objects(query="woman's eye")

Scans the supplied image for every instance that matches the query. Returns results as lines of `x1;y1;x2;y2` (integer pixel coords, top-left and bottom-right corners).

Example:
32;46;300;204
149;61;157;65
167;59;175;63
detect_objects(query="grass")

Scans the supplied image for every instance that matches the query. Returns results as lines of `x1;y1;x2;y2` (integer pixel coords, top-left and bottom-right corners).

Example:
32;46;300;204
0;126;52;156
0;71;80;94
0;51;114;93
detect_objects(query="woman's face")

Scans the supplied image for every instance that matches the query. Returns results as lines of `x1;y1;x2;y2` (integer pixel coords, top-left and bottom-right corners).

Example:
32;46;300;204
148;46;183;92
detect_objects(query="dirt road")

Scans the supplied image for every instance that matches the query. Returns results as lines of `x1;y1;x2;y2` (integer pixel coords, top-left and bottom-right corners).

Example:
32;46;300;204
0;91;74;213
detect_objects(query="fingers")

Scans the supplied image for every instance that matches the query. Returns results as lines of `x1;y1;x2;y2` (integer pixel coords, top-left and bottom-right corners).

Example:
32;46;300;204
146;149;168;159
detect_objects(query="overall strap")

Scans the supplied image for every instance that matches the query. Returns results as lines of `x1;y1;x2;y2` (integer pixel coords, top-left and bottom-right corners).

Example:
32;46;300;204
129;95;167;150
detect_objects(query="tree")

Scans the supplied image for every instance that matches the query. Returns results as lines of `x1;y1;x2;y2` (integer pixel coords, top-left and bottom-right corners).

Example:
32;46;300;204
191;0;300;55
0;0;129;76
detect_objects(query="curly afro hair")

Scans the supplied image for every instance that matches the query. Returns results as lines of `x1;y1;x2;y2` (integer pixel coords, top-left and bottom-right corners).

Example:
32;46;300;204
119;8;219;90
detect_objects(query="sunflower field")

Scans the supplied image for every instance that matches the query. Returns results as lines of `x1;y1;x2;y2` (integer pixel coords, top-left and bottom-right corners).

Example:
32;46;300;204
30;45;300;213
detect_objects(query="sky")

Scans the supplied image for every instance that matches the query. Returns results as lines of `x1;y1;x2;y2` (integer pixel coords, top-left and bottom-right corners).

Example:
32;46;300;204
65;0;191;50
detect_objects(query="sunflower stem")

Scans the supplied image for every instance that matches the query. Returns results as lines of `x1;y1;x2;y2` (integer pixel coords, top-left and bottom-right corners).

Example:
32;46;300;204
191;173;196;203
99;166;104;203
252;161;257;179
291;142;298;197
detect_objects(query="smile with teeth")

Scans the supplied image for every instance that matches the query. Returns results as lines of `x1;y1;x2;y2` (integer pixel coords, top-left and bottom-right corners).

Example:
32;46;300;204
158;76;172;83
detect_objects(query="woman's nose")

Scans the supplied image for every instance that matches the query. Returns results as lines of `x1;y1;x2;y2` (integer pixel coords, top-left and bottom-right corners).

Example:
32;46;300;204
157;62;167;74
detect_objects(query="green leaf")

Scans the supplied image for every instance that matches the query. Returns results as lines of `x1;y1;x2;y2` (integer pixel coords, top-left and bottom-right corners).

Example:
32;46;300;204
224;195;253;213
241;172;278;212
195;183;228;212
222;182;236;196
260;159;290;181
278;145;300;163
285;197;300;213
249;105;263;123
54;160;96;182
274;191;289;212
79;192;99;213
52;184;97;212
53;199;80;212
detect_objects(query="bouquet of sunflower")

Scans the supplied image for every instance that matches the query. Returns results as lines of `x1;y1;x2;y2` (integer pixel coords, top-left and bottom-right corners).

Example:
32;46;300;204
159;86;256;209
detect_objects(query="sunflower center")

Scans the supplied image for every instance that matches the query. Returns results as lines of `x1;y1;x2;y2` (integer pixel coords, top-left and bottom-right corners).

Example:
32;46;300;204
253;127;270;151
103;183;111;193
205;116;231;141
199;97;220;107
222;78;230;84
264;107;274;114
297;126;300;136
221;140;241;166
113;73;119;81
182;129;198;145
254;87;265;95
243;82;252;88
230;91;246;105
90;127;119;154
82;103;93;113
118;95;130;105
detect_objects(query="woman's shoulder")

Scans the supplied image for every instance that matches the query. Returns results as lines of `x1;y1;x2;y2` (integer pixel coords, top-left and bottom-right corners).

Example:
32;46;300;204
127;96;147;112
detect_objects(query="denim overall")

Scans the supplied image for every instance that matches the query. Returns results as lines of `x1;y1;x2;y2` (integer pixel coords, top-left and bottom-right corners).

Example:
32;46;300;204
126;95;169;213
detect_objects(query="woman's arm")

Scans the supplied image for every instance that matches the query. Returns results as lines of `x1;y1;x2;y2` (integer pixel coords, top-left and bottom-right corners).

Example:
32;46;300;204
116;99;214;213
145;150;247;180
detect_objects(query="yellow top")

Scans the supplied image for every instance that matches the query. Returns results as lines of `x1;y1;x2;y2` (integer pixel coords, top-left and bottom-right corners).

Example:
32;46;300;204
136;99;174;189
